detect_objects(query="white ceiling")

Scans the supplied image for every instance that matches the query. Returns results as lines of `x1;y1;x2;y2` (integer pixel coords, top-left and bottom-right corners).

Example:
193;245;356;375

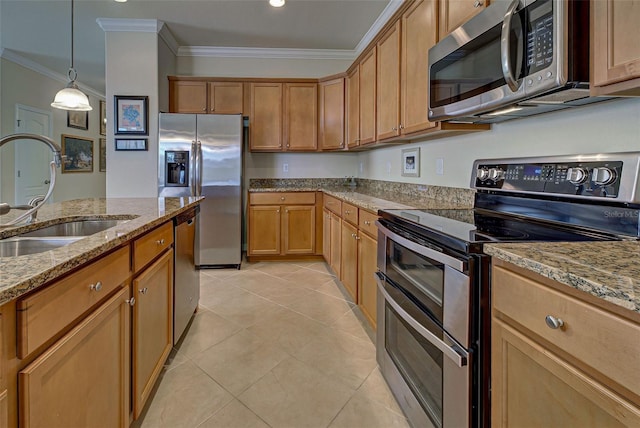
0;0;395;94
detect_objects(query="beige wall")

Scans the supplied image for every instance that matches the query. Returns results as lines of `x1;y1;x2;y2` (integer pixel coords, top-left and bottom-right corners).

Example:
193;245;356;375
0;58;106;203
158;39;176;113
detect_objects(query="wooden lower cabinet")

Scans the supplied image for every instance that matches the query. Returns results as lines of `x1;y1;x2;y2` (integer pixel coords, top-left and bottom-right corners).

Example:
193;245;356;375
322;208;332;263
329;212;342;276
132;249;174;419
340;221;358;301
282;205;315;254
357;232;377;327
18;287;131;428
248;205;281;255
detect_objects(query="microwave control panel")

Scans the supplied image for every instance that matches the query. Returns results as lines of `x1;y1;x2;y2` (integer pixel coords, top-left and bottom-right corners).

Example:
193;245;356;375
474;160;623;199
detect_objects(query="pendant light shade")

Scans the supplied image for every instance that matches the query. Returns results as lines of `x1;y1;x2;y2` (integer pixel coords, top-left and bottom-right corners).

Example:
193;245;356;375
51;0;92;111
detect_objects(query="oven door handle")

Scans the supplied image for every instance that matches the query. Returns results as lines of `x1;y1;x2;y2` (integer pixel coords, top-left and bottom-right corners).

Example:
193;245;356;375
376;221;467;272
377;273;468;367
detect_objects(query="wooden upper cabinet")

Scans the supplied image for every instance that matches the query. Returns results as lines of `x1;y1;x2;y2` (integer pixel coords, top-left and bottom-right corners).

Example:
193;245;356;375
346;67;360;148
401;0;438;135
359;47;377;146
591;0;640;96
207;82;243;114
439;0;488;40
170;80;207;113
377;21;401;141
284;83;318;151
250;83;284;151
319;78;345;151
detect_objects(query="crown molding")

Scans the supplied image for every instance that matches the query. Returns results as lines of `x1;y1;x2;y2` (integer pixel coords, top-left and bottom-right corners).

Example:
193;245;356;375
178;46;356;60
158;23;179;56
354;0;404;55
0;48;104;99
96;18;163;33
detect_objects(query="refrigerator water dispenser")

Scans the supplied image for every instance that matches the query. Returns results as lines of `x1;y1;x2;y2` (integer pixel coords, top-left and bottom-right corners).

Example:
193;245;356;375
165;151;189;187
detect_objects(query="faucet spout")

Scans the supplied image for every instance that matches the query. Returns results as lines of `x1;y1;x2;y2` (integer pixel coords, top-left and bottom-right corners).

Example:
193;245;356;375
0;133;63;167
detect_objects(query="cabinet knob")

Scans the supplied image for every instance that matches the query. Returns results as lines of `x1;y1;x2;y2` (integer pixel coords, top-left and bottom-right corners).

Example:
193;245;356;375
545;315;564;330
276;209;280;213
90;281;102;292
392;127;397;131
202;108;206;111
156;238;165;245
139;287;148;295
345;210;351;214
474;0;483;7
281;196;285;201
355;235;361;240
286;144;290;148
364;220;371;226
126;297;136;307
340;142;344;147
399;124;404;129
351;233;356;238
210;108;215;112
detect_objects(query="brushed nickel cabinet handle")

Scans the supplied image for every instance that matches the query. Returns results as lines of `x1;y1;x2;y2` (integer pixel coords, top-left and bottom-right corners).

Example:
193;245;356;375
126;297;136;306
139;287;148;295
156;238;165;245
545;315;564;330
90;281;102;292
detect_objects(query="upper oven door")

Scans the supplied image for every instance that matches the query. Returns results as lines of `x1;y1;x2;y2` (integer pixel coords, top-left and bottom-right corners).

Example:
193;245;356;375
428;0;563;122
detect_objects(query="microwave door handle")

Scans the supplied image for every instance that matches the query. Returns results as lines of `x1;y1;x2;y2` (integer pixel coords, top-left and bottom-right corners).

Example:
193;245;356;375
501;0;521;92
376;273;468;367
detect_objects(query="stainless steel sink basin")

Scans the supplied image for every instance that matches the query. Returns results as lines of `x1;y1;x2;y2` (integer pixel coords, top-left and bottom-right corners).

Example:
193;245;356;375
0;237;82;257
19;219;125;238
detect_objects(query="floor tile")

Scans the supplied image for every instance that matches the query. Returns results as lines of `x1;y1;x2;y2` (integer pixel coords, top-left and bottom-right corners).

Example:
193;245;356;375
286;289;355;325
200;268;242;281
141;361;233;428
296;261;337;276
282;268;337;290
328;394;411;428
355;367;405;416
176;308;243;358
197;399;270;428
199;277;252;309
192;330;289;395
207;289;288;328
239;357;355;428
331;307;373;343
312;277;355;303
250;261;304;276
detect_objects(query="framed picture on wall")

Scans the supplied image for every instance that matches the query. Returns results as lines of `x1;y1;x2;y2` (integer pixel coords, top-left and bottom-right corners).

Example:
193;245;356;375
401;147;420;177
115;138;148;151
67;110;89;130
114;95;148;135
99;138;107;172
99;100;107;136
61;134;93;173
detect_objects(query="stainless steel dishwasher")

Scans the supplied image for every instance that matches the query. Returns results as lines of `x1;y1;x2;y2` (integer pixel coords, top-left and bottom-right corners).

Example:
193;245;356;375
174;206;200;345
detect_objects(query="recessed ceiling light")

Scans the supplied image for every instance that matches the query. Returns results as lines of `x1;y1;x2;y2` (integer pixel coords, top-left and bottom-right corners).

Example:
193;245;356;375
269;0;285;7
114;0;127;3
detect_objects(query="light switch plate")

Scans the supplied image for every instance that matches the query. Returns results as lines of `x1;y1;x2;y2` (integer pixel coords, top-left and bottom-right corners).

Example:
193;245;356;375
436;158;444;175
283;163;289;173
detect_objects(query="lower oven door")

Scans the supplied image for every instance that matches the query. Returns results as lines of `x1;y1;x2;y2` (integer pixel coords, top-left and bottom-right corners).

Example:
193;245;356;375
377;272;471;428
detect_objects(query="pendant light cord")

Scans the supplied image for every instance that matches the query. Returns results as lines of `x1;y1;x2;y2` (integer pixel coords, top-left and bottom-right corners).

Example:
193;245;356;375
69;0;76;80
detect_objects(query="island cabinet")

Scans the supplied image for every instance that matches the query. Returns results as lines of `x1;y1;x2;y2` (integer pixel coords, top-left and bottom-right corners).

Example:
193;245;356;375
248;192;321;260
491;260;640;427
169;79;243;114
14;246;132;428
131;221;174;420
591;0;640;96
319;77;345;151
438;0;488;40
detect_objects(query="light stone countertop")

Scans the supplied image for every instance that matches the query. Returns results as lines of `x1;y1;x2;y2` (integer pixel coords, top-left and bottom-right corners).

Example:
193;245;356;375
0;197;203;305
485;241;640;315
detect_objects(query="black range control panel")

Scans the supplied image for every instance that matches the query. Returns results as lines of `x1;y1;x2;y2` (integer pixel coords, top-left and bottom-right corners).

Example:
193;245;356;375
474;160;623;198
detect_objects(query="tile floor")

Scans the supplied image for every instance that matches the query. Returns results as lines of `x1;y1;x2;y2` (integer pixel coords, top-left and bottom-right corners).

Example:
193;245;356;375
138;260;410;428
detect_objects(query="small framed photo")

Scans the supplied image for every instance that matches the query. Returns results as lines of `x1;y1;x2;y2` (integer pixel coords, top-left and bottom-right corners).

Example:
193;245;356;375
401;147;420;177
99;137;107;172
115;138;148;151
114;95;148;135
67;110;88;130
61;134;93;173
99;100;107;136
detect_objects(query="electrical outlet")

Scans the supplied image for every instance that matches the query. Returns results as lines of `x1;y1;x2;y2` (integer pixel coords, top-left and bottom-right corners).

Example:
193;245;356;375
283;163;289;173
386;161;391;175
436;158;444;175
359;162;364;174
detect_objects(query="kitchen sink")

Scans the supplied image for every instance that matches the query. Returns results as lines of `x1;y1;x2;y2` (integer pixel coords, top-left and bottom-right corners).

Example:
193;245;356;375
0;237;82;257
19;219;125;238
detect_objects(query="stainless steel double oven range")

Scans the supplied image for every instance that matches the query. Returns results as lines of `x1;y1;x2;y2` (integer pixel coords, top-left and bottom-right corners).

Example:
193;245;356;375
376;153;640;428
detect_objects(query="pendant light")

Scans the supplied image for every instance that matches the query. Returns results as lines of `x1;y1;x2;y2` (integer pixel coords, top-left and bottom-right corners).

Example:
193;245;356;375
51;0;92;111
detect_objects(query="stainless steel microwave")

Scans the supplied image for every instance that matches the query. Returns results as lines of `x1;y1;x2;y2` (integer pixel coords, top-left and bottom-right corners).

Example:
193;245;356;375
428;0;604;123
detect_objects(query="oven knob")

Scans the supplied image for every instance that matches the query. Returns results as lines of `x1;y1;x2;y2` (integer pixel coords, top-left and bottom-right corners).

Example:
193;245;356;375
592;167;616;185
488;168;504;181
476;168;490;181
566;167;587;184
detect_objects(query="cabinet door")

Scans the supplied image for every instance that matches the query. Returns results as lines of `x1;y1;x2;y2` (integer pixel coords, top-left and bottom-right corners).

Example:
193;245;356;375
282;205;316;254
250;83;283;151
322;208;332;264
376;21;401;141
359;48;377;145
132;249;174;419
340;221;358;302
19;287;130;428
208;81;243;114
248;205;281;255
592;0;640;92
319;78;345;150
170;80;208;113
346;67;360;148
401;0;437;135
492;319;640;427
358;232;377;328
330;213;342;276
284;83;318;151
439;0;488;40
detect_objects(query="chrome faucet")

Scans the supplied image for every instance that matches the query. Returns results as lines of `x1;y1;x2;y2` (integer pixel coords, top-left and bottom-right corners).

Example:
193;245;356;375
0;133;62;227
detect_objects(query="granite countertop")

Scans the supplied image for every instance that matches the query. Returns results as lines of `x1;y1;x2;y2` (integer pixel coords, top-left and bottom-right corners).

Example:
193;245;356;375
0;197;203;305
485;241;640;315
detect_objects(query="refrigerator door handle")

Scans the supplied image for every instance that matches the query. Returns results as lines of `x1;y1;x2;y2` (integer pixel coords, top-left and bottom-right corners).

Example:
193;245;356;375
196;140;203;196
190;140;197;196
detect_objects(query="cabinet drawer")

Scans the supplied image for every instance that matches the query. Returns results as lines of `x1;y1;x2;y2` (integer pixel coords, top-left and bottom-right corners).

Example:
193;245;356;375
342;202;358;226
359;209;379;237
133;222;174;272
17;246;131;359
323;194;342;215
250;192;316;205
493;266;640;397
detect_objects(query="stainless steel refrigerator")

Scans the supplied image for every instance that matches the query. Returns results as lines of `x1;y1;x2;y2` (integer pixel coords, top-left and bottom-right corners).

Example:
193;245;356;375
158;113;243;268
